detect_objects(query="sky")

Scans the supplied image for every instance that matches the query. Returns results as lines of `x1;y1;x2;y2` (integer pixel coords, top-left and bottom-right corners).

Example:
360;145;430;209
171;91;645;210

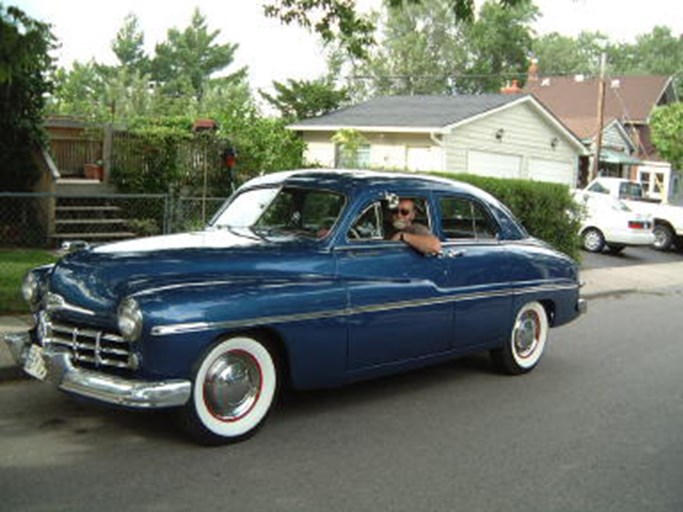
11;0;683;92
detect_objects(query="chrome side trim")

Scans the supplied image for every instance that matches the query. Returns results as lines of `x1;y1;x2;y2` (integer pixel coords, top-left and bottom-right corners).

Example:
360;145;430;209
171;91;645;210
151;280;580;336
42;346;191;408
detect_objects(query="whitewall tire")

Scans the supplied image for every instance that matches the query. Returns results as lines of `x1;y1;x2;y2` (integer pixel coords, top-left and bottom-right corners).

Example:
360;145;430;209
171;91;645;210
491;301;549;375
180;335;278;445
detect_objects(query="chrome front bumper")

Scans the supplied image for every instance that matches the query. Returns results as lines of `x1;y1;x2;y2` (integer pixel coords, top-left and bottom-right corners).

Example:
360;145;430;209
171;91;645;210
3;331;191;409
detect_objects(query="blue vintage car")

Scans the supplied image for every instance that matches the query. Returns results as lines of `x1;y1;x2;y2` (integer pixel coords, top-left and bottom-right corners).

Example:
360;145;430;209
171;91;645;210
6;170;586;444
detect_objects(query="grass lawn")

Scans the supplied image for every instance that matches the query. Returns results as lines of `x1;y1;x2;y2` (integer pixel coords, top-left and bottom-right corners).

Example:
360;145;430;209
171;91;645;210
0;249;59;315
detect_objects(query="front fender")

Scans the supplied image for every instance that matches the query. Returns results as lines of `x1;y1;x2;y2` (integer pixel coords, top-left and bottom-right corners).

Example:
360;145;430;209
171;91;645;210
131;278;349;388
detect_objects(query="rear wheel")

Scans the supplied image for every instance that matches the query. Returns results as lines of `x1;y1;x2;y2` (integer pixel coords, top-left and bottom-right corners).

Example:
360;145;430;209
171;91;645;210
179;335;278;445
653;224;674;251
582;228;605;253
491;301;549;375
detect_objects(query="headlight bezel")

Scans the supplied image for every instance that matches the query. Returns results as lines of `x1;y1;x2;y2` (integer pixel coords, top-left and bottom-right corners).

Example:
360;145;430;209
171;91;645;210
117;298;143;341
21;271;40;305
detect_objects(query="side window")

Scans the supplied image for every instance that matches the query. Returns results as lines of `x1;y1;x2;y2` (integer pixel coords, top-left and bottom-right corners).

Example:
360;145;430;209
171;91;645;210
587;182;609;194
347;196;431;241
335;144;371;169
439;197;498;240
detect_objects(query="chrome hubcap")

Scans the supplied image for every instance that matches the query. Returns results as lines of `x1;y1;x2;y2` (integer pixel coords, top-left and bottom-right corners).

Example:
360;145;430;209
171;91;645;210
654;228;668;248
514;311;539;358
203;350;262;421
584;231;601;251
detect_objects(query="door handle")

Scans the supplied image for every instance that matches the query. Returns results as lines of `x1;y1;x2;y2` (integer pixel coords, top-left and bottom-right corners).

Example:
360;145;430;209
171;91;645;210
441;249;465;258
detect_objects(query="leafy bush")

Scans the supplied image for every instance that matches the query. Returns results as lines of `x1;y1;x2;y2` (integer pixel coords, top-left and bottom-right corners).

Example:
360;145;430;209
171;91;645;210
433;173;582;260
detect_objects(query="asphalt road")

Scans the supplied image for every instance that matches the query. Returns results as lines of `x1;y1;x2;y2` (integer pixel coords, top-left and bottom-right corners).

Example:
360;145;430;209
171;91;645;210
1;289;683;512
581;244;683;269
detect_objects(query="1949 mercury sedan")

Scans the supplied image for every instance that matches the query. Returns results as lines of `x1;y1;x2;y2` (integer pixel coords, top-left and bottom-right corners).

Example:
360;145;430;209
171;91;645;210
5;170;586;444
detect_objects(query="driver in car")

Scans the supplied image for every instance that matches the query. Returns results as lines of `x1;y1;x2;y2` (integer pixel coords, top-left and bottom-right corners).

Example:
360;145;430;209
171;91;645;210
386;198;442;256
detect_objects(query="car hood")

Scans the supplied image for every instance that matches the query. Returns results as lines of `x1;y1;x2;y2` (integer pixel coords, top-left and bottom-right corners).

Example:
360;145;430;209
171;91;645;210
47;229;328;314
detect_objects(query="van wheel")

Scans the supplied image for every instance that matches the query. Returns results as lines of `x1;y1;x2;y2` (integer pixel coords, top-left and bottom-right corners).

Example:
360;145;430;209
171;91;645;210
178;335;278;445
653;224;674;251
491;301;549;375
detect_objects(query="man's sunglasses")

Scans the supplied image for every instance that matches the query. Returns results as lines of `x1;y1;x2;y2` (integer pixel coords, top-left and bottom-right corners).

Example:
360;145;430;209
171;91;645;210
393;208;413;216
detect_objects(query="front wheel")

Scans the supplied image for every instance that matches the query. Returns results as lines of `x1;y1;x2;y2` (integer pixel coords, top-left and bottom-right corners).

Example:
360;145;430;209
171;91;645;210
491;301;549;375
178;335;278;445
582;228;605;253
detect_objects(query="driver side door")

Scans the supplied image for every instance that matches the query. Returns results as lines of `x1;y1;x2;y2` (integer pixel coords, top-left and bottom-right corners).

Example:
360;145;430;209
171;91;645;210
335;195;451;375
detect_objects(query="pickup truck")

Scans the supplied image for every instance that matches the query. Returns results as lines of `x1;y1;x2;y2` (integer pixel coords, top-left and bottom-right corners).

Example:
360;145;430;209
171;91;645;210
582;177;683;251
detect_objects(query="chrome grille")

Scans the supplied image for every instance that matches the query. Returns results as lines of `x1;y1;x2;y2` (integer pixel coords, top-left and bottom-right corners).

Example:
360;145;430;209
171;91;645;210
38;313;138;370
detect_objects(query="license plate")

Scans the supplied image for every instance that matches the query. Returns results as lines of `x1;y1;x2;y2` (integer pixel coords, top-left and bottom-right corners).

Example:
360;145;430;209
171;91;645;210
24;344;47;381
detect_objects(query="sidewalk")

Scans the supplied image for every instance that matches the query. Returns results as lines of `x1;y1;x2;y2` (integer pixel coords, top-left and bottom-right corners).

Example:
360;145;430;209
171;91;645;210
3;261;683;381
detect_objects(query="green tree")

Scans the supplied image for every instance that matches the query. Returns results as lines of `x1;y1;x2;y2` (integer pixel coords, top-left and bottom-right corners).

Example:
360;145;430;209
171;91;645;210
260;78;349;120
352;0;466;96
533;31;610;76
0;4;55;190
112;13;149;75
460;0;538;92
610;27;683;97
650;103;683;171
263;0;525;58
48;61;106;120
152;8;246;101
346;0;536;96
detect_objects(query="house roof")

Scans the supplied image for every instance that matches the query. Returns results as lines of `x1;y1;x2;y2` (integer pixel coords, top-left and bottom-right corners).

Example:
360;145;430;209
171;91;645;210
288;93;586;154
524;75;675;136
288;94;524;132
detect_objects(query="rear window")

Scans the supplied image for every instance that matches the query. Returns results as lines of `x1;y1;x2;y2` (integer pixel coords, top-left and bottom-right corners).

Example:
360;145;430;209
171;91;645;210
439;197;499;240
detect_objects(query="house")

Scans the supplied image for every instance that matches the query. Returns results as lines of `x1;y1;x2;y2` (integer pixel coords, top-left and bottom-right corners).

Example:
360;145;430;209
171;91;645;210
287;94;587;187
524;73;680;201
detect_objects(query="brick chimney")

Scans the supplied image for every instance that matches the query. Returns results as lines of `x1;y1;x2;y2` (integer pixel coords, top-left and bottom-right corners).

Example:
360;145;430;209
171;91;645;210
500;79;522;94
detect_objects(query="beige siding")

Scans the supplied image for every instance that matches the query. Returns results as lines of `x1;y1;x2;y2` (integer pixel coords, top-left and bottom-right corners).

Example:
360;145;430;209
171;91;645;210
302;131;444;171
443;102;580;185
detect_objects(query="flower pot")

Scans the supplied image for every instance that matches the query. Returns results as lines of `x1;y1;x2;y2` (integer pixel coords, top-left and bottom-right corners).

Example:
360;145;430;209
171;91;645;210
84;163;103;181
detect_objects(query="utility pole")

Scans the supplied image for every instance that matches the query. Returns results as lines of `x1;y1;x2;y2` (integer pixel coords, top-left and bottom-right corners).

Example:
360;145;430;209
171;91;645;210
590;53;607;182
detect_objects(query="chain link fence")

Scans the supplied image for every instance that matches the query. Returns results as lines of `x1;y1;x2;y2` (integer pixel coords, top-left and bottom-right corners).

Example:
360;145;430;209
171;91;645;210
0;192;228;313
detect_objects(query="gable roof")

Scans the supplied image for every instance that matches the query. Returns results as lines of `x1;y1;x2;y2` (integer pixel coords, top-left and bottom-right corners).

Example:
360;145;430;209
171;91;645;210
288;94;523;132
524;75;676;135
288;93;586;154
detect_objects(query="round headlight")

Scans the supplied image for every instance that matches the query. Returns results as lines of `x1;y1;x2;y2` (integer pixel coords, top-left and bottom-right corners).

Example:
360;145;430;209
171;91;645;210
117;298;143;341
21;272;39;304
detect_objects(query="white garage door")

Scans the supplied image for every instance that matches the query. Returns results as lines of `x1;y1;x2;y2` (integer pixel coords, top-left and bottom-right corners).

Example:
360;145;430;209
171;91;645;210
467;150;521;179
528;158;574;186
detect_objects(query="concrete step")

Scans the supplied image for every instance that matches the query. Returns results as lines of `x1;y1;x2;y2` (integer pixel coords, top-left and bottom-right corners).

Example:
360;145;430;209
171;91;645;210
55;218;127;225
51;232;136;240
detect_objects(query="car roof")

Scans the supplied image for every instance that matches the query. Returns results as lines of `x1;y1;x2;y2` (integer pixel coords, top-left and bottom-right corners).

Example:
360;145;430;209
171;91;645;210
240;168;491;198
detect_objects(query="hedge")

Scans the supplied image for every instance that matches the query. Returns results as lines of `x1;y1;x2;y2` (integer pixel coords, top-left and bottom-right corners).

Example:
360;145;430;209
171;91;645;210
432;173;582;260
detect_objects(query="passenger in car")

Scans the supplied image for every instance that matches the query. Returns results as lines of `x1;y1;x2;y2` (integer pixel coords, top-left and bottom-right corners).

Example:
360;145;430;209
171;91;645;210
386;198;442;255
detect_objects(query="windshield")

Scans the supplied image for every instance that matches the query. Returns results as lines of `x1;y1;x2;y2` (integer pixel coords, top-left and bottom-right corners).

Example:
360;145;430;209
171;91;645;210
210;186;345;238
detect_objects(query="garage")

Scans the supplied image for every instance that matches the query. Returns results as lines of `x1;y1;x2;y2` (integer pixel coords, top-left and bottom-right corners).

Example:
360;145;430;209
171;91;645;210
466;150;521;179
528;158;575;186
